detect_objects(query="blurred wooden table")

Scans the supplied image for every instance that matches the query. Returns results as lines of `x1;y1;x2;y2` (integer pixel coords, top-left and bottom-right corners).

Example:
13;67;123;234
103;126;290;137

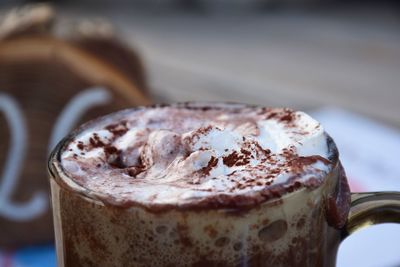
64;4;400;127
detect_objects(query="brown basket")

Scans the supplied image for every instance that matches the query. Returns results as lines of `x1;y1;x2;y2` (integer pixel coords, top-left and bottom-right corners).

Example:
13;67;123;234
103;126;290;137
0;4;151;247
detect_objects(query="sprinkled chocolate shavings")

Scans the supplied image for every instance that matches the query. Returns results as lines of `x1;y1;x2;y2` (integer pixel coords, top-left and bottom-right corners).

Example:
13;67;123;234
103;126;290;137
200;156;219;176
77;141;84;150
240;148;251;156
270;168;281;174
280;114;293;122
266;112;277;119
265;108;296;125
222;151;250;167
104;146;118;155
103;145;126;168
287;156;331;173
105;120;129;137
89;133;105;148
252;143;271;158
227;170;237;176
182;126;214;147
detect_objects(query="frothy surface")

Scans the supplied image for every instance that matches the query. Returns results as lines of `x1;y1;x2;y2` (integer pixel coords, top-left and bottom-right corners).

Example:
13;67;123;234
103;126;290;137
60;103;333;209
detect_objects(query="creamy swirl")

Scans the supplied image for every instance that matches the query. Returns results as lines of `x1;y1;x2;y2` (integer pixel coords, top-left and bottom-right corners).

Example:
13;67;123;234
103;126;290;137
60;103;334;209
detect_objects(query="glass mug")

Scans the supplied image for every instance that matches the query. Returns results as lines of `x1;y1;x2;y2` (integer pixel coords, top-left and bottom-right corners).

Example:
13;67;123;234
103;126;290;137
48;103;400;267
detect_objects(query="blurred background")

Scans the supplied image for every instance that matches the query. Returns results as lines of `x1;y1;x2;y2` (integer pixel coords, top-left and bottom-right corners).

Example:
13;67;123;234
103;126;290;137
0;0;399;267
42;0;400;126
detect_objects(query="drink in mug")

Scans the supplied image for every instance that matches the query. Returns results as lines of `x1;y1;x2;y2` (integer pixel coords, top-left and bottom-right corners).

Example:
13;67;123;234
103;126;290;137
48;102;400;267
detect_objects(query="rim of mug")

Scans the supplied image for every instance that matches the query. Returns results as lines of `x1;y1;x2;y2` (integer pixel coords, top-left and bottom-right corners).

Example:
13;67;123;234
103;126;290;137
47;101;340;213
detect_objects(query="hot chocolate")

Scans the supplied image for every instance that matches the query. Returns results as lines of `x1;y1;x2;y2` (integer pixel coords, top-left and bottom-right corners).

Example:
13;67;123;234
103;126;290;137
61;102;332;210
49;102;348;267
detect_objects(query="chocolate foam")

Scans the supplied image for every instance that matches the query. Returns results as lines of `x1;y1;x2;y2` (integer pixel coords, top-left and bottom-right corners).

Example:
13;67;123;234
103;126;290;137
59;102;335;210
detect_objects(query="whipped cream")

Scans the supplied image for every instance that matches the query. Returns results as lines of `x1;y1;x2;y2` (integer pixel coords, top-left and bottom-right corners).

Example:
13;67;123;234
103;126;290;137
60;103;334;208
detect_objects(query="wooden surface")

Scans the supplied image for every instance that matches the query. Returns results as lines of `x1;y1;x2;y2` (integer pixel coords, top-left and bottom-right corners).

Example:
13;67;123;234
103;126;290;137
64;5;400;128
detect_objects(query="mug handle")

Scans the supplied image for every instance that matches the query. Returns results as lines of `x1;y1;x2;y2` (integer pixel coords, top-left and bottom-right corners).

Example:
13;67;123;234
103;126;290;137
343;192;400;238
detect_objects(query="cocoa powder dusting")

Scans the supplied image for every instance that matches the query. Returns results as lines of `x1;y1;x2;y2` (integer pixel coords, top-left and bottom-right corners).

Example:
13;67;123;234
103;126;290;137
77;142;84;150
280;113;293;123
104;146;118;155
103;145;126;168
184;125;214;147
200;156;219;176
288;156;331;173
240;148;251;156
265;108;295;125
105;120;129;137
89;133;105;148
223;151;250;167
